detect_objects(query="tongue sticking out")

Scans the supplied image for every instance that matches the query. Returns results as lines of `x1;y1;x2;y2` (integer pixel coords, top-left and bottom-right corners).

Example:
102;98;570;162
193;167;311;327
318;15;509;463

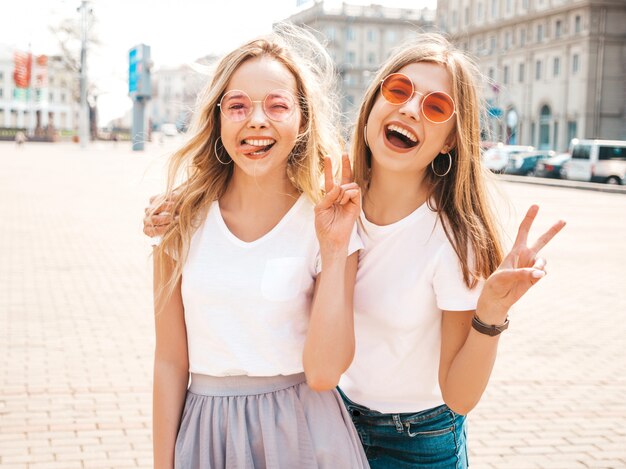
386;128;418;149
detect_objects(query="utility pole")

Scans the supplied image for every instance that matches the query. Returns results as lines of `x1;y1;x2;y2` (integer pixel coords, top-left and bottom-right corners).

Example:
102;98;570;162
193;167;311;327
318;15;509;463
78;0;91;148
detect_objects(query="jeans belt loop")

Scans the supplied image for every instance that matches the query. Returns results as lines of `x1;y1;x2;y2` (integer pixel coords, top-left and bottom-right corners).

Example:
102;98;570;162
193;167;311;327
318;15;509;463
392;414;404;433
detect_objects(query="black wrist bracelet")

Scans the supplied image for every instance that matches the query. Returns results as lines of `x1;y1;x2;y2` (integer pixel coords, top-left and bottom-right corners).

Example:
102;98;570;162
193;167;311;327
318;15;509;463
472;314;509;336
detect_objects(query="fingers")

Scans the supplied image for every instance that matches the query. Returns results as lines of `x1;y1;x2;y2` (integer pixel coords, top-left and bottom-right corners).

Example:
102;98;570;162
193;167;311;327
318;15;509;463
531;219;566;254
316;185;341;211
341;153;353;185
512;204;539;249
323;157;334;193
145;200;175;216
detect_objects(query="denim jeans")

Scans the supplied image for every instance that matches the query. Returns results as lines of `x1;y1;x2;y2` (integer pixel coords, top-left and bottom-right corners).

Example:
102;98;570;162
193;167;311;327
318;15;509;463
338;388;468;469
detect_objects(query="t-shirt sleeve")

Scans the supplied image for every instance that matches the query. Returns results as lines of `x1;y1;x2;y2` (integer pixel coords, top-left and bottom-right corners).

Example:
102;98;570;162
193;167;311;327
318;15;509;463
314;223;364;275
432;241;483;311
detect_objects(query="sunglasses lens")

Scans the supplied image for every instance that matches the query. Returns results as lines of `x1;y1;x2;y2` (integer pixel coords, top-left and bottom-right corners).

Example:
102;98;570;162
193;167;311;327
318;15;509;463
220;90;252;121
422;92;455;123
381;74;413;105
263;90;296;121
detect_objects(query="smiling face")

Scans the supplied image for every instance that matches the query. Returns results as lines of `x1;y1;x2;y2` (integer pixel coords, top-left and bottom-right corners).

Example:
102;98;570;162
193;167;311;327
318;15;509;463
219;56;302;181
365;61;456;177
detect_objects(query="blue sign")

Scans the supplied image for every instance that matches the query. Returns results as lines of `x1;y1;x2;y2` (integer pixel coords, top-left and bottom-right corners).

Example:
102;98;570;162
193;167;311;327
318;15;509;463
488;106;502;118
129;44;151;98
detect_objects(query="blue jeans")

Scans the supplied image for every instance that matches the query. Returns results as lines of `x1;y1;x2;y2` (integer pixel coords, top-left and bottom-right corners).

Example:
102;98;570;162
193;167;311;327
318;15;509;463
338;388;468;469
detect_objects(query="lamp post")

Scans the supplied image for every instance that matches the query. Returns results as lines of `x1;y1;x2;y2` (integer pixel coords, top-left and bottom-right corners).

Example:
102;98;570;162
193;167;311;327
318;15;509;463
77;0;92;148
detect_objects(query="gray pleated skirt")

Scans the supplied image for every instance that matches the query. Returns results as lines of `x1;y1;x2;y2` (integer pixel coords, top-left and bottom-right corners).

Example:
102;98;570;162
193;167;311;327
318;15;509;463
174;373;369;469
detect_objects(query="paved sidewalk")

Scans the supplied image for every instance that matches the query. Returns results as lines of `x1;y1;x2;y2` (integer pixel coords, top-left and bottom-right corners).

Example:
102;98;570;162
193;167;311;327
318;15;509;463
1;141;625;468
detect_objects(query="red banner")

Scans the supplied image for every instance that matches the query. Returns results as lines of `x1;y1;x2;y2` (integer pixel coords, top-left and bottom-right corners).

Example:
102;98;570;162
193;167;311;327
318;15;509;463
13;50;32;89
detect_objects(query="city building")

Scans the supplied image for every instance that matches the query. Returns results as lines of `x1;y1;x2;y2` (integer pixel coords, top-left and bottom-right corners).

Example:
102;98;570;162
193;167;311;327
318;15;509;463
0;45;78;139
285;1;435;125
149;56;218;132
437;0;626;150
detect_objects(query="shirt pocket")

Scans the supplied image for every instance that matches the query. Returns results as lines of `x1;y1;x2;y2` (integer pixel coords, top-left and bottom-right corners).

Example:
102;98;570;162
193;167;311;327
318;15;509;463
261;257;308;302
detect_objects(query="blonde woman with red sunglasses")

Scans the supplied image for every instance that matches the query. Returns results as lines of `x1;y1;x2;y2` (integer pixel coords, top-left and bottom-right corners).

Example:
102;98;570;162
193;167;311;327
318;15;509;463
145;33;564;468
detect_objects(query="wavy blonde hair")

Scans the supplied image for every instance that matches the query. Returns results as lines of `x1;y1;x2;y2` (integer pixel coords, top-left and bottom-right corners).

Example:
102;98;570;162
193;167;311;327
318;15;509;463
352;33;503;288
154;24;342;296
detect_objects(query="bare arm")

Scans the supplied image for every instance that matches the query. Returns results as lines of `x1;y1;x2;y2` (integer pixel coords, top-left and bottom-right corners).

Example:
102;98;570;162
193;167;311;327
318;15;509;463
438;205;566;415
304;251;358;391
303;155;361;391
153;253;189;469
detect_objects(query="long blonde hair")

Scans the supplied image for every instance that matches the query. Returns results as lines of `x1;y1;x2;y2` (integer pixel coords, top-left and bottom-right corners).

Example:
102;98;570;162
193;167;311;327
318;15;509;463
154;24;342;295
352;33;503;287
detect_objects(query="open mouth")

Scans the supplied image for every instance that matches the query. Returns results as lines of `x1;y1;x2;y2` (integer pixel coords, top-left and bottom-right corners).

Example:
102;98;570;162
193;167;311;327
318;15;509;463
385;124;419;149
240;138;276;156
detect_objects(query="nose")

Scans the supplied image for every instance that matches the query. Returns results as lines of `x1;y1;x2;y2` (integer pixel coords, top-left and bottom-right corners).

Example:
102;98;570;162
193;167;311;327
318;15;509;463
398;92;423;122
247;101;268;128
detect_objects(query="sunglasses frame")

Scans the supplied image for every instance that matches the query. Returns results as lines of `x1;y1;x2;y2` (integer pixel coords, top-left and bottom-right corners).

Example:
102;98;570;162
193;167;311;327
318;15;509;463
217;89;297;122
379;73;456;124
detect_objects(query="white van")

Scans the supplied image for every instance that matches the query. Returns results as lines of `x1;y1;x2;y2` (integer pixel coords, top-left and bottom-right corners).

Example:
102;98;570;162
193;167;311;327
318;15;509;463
563;139;626;185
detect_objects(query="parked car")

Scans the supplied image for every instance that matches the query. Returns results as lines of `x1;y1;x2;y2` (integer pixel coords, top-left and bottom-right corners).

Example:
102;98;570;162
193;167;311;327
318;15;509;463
534;152;571;179
482;144;535;172
562;139;626;184
504;150;556;176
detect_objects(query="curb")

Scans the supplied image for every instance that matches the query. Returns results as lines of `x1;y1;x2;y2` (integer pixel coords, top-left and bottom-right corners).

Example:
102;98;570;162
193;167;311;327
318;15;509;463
497;174;626;194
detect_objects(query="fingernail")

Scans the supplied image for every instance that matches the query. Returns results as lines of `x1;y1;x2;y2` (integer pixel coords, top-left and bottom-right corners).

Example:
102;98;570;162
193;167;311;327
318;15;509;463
531;270;545;279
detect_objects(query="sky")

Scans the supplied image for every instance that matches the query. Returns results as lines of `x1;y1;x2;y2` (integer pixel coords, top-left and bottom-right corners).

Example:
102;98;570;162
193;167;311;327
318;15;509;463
1;0;436;124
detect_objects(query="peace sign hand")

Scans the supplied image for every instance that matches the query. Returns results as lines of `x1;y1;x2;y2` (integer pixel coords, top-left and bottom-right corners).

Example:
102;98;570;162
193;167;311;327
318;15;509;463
476;205;566;325
314;154;361;254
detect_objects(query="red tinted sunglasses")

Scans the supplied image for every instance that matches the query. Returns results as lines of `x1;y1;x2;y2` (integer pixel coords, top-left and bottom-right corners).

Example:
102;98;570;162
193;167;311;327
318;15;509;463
380;73;456;124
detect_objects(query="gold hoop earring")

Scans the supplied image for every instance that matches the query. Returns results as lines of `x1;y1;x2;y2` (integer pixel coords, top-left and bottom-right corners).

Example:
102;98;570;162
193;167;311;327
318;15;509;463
214;137;231;165
431;152;452;177
363;125;369;148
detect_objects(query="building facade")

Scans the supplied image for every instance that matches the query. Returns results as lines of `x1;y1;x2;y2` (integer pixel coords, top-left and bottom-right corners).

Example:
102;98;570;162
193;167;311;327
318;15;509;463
437;0;626;150
150;57;217;132
0;45;78;137
286;1;435;124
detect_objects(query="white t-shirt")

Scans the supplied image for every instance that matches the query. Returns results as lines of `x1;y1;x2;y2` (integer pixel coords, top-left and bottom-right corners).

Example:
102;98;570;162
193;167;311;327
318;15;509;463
181;194;362;377
339;202;482;414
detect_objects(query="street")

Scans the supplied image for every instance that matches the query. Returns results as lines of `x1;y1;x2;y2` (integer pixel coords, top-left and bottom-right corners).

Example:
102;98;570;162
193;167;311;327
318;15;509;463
1;141;625;468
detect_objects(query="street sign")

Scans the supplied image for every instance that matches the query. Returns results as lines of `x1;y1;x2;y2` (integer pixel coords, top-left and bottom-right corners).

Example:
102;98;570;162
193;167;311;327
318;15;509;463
129;44;151;98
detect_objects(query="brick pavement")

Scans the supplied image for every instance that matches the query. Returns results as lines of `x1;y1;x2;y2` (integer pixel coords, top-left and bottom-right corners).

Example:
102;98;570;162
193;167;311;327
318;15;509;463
0;141;625;468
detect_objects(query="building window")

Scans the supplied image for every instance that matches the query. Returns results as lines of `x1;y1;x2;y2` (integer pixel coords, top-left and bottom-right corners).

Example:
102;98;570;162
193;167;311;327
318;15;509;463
506;0;512;14
491;0;497;18
572;54;580;73
575;15;582;33
555;20;562;38
49;92;53;102
367;29;375;42
503;66;510;84
553;121;559;150
518;63;525;83
0;88;3;98
537;24;544;42
490;35;496;52
387;30;396;43
368;52;376;65
452;10;458;28
326;27;336;41
61;92;67;103
535;60;542;80
346;28;355;41
465;6;470;25
520;28;526;46
488;67;495;82
567;120;578;142
539;105;551;150
522;0;528;8
505;31;511;49
553;57;560;77
345;51;356;64
477;2;483;21
0;71;3;81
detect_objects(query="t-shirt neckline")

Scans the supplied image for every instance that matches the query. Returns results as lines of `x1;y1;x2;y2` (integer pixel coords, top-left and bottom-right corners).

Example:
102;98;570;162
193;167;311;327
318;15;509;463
360;200;430;237
212;193;306;248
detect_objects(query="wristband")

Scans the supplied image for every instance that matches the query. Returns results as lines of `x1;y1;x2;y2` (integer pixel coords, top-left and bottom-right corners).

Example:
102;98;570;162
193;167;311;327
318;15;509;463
472;314;509;336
